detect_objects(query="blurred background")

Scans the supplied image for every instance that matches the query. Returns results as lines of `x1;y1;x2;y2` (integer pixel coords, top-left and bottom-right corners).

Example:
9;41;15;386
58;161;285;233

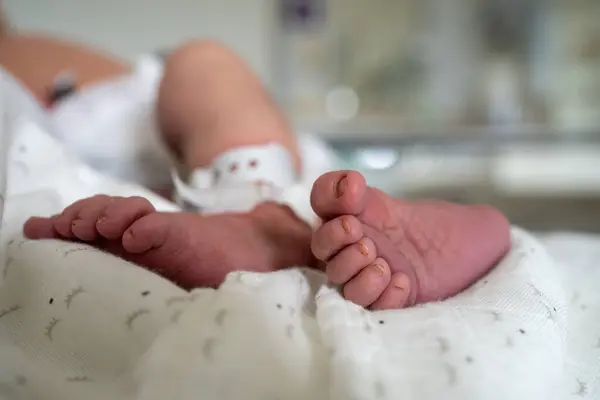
4;0;600;232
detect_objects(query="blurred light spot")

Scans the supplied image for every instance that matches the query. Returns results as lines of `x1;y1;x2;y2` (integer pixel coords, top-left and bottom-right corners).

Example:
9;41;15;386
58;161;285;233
354;148;398;170
325;86;359;120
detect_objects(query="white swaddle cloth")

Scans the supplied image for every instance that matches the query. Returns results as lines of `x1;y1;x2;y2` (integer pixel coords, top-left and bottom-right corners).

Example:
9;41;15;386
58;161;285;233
173;142;318;226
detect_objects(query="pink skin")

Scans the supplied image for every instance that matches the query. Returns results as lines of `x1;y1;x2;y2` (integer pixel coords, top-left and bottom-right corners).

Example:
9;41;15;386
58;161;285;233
310;171;512;310
23;170;511;311
23;195;314;289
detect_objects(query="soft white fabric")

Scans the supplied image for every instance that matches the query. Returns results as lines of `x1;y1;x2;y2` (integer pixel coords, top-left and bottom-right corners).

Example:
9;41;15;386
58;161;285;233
0;67;53;134
1;69;599;400
296;131;341;187
173;176;318;226
47;55;174;190
537;232;600;397
172;142;308;217
197;143;297;189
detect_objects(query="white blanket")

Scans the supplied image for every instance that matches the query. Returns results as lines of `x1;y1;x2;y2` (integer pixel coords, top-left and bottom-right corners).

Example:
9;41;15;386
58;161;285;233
0;76;599;400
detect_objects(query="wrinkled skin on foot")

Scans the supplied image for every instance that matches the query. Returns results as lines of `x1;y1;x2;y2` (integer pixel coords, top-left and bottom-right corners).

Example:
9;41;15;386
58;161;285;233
23;169;511;311
23;195;315;288
310;171;511;310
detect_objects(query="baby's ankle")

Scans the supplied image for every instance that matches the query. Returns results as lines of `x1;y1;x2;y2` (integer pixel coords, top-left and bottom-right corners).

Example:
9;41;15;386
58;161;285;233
249;202;317;269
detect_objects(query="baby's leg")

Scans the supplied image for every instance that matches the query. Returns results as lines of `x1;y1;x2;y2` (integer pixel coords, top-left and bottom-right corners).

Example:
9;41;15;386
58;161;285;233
157;40;300;172
311;171;511;310
0;33;128;104
24;195;315;288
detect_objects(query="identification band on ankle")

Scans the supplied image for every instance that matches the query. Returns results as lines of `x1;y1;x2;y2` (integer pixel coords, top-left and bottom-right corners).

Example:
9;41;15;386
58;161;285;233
172;142;319;227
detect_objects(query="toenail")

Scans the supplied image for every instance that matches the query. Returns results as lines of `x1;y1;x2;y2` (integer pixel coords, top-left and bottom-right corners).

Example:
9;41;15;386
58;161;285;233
372;264;385;275
341;218;351;233
336;176;347;198
358;242;369;256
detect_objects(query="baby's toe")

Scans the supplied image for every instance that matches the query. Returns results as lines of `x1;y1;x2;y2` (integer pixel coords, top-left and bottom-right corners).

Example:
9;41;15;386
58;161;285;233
96;196;155;239
71;196;114;241
23;216;59;239
121;213;170;254
53;195;109;238
327;237;376;284
311;215;363;261
370;272;412;310
310;171;367;219
342;258;391;307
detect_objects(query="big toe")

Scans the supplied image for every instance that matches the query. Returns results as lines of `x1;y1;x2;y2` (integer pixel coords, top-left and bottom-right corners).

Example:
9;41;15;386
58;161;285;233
119;213;200;289
310;170;368;219
24;217;58;239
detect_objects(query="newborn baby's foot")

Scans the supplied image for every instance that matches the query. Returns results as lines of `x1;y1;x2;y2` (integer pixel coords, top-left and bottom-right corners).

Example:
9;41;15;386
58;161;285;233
24;195;314;288
310;171;511;310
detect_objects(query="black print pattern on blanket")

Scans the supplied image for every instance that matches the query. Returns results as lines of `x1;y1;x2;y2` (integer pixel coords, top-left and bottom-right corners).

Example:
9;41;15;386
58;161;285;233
0;199;598;396
0;235;194;394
